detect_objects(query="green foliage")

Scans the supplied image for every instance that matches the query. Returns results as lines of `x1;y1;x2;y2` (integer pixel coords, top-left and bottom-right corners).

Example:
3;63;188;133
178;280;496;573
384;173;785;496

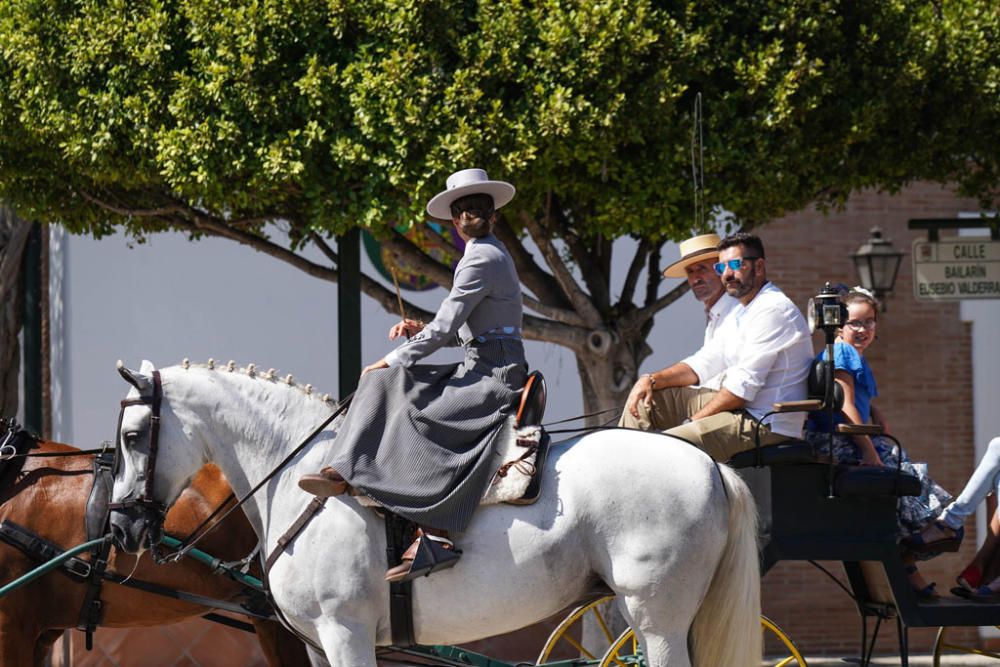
0;0;997;243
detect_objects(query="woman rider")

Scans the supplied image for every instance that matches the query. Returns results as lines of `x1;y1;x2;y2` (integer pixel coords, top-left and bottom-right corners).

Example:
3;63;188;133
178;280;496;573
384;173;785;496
298;168;528;583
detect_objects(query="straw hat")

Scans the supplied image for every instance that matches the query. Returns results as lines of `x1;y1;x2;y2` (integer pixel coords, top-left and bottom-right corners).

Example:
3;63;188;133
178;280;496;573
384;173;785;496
662;233;722;278
426;168;516;220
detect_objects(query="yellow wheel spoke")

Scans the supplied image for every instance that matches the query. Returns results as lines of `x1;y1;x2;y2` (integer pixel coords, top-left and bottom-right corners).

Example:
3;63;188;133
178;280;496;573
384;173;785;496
560;634;597;661
592;606;615;644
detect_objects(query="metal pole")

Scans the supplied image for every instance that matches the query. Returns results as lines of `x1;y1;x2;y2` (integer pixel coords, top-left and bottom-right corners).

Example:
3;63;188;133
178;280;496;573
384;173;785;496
338;229;362;398
21;222;41;435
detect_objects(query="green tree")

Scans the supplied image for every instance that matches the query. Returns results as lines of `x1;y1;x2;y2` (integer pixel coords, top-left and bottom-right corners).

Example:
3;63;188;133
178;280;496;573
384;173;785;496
1;0;997;412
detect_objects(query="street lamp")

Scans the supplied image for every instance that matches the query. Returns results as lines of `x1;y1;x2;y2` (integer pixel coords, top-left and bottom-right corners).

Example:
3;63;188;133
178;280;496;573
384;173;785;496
850;227;904;309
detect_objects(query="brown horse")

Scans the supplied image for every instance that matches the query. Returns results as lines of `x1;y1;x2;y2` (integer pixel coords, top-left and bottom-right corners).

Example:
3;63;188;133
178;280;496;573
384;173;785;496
0;437;310;666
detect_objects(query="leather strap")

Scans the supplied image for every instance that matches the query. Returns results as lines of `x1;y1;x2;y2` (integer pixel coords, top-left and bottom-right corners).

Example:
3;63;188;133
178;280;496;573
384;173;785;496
264;497;327;574
385;513;416;647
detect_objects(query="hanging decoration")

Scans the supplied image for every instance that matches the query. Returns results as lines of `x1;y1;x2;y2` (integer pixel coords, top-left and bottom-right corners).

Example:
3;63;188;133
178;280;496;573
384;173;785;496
362;222;465;291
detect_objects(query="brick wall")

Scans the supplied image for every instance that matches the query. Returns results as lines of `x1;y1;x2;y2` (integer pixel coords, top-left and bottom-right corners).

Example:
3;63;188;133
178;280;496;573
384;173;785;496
760;181;982;655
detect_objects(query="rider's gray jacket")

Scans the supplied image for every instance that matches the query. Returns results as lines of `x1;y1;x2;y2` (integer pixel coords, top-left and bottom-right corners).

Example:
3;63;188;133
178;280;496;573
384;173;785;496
384;233;523;368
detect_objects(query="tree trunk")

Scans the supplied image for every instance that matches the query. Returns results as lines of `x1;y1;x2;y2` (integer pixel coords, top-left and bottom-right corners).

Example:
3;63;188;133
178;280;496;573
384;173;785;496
0;206;31;418
573;331;653;426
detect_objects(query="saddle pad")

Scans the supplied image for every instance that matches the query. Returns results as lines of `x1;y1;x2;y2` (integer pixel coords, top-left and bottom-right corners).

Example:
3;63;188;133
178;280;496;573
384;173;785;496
352;419;541;508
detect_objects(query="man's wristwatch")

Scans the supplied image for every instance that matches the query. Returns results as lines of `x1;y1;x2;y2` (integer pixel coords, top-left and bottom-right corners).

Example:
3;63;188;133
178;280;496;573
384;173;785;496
645;373;656;390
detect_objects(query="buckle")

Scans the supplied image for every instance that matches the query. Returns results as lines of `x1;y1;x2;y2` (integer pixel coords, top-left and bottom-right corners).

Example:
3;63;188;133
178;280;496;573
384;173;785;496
65;558;93;579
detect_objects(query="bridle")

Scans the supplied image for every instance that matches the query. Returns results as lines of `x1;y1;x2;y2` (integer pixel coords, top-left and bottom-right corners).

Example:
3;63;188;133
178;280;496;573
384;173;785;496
106;366;351;564
107;370;168;552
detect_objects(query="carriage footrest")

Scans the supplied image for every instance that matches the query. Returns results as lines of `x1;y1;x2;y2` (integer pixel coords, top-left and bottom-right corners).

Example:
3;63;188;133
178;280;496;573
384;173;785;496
0;520;92;579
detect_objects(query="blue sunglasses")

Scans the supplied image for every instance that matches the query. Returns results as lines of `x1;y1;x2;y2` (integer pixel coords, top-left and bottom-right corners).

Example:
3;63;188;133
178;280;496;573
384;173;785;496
713;257;760;275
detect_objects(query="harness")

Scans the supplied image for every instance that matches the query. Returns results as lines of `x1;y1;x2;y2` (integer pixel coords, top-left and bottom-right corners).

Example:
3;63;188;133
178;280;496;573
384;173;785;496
0;419;273;648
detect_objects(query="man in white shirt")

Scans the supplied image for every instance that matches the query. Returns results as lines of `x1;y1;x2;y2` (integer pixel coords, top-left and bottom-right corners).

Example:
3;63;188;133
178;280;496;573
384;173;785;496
661;233;739;389
621;232;813;461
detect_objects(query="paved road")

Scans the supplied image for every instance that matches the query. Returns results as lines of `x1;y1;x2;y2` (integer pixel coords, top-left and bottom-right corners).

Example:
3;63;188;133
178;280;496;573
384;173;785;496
379;655;1000;666
798;655;997;666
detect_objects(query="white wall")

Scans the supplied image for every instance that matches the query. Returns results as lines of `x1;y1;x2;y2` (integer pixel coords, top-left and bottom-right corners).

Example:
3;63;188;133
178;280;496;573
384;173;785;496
55;229;705;448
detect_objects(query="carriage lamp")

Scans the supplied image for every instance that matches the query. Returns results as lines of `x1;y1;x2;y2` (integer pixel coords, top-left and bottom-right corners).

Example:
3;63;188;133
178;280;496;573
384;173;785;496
806;283;847;335
850;227;904;310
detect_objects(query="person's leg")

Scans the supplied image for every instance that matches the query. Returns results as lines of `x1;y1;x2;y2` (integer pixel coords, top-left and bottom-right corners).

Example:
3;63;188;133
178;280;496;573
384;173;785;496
940;437;1000;529
618;386;717;432
960;505;1000;589
665;411;788;462
911;436;1000;551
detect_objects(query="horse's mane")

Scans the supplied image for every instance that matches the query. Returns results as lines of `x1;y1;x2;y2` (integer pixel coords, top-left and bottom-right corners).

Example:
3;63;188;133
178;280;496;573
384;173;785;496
173;358;339;405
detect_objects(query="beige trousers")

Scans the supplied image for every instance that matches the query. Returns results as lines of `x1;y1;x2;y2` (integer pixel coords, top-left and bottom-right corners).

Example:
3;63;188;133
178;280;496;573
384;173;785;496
618;386;790;462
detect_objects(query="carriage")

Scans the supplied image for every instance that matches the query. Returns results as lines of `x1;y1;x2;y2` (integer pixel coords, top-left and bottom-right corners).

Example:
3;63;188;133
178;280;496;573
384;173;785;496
2;286;999;666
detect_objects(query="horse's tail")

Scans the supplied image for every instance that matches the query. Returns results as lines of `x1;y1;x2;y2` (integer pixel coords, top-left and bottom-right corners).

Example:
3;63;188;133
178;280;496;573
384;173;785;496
690;463;761;667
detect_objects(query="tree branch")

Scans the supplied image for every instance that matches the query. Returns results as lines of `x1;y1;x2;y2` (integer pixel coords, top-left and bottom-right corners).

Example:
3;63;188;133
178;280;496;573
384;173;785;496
549;199;611;310
619;237;653;307
631;281;690;326
520;211;603;326
381;231;455;289
493;217;569;308
310;232;339;264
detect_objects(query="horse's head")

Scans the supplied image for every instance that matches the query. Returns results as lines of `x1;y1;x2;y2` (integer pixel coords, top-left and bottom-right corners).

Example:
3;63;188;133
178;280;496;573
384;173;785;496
109;360;202;554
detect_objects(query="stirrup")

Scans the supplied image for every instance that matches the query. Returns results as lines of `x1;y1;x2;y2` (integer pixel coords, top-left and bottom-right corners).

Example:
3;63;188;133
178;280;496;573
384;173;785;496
385;535;462;583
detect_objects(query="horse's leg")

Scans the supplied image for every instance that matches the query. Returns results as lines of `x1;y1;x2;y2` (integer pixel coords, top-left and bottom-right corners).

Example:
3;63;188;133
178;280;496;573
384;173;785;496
619;593;693;667
306;645;332;667
251;619;311;667
314;619;376;667
34;629;64;667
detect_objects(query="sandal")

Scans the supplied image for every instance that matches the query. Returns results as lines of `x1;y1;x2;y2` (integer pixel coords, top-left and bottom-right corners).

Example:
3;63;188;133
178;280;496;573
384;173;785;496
905;564;939;600
957;564;983;591
968;584;1000;603
905;521;964;554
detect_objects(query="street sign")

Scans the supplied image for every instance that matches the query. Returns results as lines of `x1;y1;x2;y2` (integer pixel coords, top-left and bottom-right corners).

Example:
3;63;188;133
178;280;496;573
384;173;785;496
913;237;1000;300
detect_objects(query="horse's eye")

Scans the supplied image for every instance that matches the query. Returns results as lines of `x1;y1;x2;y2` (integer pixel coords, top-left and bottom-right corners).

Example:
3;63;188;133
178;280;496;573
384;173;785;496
123;432;140;446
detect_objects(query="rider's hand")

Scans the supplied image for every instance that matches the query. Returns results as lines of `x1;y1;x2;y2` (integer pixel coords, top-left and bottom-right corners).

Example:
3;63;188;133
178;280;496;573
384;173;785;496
362;358;389;375
626;376;654;419
389;318;425;340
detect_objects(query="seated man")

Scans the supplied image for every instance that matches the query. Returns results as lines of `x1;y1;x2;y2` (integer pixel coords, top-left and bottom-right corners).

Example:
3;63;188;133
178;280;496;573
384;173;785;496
620;232;813;461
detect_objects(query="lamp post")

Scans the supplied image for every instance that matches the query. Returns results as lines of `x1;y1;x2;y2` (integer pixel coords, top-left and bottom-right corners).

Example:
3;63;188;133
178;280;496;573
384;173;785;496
850;226;904;310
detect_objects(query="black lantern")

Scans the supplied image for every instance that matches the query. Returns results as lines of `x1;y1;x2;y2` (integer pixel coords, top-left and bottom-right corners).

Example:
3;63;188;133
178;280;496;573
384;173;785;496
850;227;904;309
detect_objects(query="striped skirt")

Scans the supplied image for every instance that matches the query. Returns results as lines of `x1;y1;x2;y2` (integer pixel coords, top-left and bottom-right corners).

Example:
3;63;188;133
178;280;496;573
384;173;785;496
328;338;527;532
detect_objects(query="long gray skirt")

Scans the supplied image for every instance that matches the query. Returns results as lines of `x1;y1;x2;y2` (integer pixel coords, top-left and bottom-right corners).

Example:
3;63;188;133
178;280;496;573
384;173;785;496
328;338;527;532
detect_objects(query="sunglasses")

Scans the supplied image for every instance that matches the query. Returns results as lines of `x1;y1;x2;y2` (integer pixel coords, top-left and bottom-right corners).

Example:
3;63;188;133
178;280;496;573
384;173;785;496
713;257;760;275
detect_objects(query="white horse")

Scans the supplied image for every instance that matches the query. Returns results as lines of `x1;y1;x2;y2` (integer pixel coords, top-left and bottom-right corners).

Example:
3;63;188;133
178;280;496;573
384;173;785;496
108;361;761;666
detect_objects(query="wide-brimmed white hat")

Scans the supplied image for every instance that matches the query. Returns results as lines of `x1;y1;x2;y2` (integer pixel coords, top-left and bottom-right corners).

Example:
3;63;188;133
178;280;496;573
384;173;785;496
426;168;516;220
662;233;722;278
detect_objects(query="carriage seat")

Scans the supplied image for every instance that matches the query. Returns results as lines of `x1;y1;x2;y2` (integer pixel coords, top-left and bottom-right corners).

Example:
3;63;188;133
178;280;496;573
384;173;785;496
727;358;844;470
835;466;921;498
727;442;818;469
516;370;547;427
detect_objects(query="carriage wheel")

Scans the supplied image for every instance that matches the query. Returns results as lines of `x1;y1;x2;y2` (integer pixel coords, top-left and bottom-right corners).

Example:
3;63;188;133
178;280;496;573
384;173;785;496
933;626;1000;666
535;596;623;664
761;615;807;666
598;629;643;667
537;597;805;666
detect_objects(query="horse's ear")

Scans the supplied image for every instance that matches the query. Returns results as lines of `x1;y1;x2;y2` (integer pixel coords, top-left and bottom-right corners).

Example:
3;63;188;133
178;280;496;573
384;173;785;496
117;360;151;391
